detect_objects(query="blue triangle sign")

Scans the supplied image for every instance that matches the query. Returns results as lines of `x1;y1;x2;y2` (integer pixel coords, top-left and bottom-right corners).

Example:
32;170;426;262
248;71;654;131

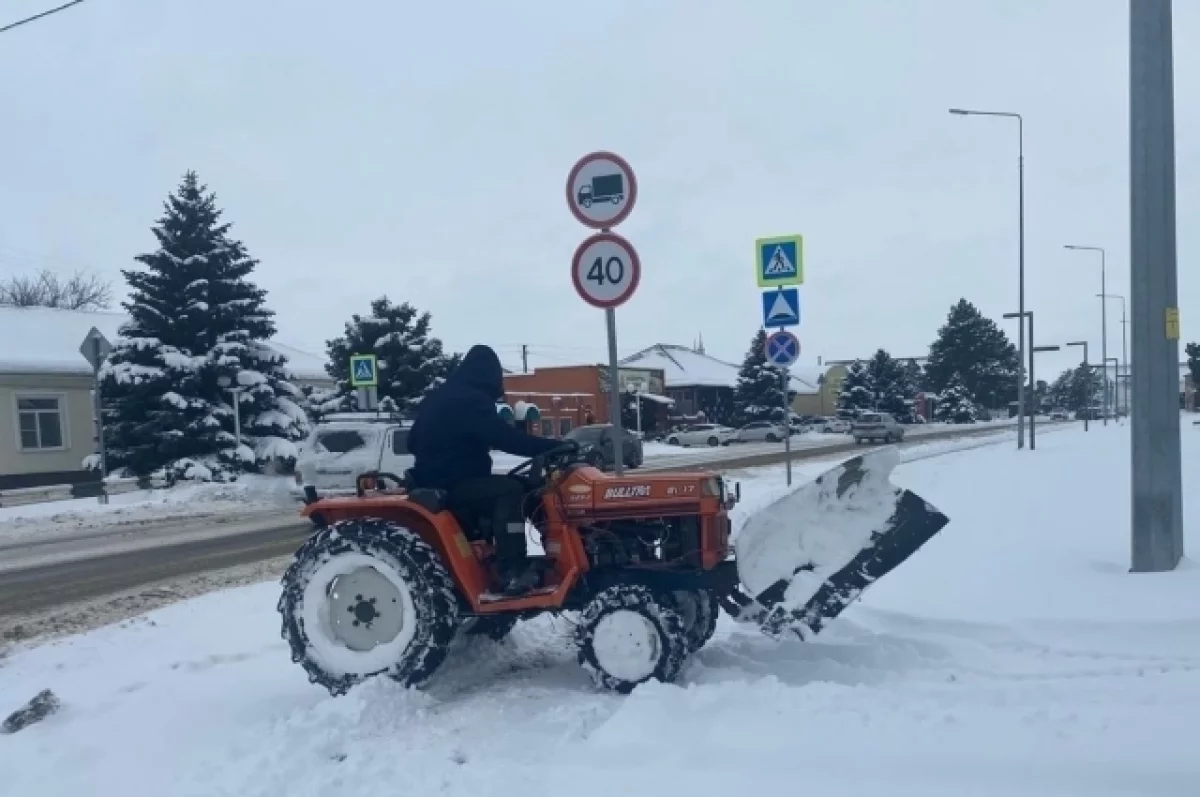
761;288;800;328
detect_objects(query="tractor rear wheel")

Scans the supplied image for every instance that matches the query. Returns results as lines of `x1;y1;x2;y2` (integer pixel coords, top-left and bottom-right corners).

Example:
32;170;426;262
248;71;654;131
576;584;688;693
672;589;719;653
277;518;460;696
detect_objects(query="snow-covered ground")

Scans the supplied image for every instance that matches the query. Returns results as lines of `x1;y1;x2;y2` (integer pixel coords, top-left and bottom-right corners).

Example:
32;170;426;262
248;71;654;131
3;421;1196;797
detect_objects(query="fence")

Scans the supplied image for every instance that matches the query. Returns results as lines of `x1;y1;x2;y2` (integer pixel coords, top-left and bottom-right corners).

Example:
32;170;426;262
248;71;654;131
0;476;168;509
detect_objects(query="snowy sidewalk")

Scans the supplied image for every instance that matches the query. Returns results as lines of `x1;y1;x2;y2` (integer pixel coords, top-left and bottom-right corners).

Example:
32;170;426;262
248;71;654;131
1;422;1197;797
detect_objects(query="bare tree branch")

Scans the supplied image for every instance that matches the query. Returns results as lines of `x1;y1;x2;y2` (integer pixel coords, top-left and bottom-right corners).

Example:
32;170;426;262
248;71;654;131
0;268;113;311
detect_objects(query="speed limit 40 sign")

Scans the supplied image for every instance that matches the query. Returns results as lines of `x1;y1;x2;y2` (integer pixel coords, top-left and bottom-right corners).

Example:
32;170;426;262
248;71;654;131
571;232;641;309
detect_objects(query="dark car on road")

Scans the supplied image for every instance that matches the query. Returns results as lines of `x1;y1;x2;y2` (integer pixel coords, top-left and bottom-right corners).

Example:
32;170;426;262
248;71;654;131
565;424;644;470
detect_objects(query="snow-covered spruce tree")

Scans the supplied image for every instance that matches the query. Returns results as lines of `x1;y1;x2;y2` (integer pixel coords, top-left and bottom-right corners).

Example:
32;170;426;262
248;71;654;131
836;360;874;414
925;298;1019;410
731;329;787;424
866;349;918;420
934;373;976;423
324;296;455;413
1047;369;1074;410
98;171;308;481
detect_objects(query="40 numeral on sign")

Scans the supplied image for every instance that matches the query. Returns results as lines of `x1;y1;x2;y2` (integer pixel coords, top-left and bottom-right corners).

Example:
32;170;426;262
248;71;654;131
586;255;626;287
572;232;641;309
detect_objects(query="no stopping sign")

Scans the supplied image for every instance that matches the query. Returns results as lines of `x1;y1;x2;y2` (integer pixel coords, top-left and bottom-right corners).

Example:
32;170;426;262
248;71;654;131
571;232;641;309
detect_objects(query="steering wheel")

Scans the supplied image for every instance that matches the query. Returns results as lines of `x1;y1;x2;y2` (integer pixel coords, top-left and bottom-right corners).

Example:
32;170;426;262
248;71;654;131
506;442;582;482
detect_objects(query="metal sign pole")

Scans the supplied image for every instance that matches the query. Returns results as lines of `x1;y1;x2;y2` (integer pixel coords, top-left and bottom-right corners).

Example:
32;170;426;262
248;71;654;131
232;390;242;448
605;307;624;476
781;367;792;486
92;341;108;505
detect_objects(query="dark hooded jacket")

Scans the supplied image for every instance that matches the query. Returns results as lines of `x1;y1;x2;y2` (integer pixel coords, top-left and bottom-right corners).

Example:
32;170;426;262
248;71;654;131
407;344;563;491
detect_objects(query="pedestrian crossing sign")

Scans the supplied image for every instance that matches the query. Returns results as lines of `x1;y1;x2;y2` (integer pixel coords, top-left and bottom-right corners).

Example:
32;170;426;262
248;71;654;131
350;354;378;387
755;234;804;287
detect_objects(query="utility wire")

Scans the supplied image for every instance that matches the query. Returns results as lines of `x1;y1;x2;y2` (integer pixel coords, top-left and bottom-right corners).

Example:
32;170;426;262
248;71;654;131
1;0;85;35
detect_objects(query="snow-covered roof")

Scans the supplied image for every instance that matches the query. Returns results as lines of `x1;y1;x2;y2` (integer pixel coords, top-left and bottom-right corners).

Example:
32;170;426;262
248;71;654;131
0;306;330;381
621;344;819;394
262;340;330;382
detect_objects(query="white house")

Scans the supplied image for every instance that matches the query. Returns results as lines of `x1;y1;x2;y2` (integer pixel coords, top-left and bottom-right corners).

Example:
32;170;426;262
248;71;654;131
620;343;820;422
0;306;332;491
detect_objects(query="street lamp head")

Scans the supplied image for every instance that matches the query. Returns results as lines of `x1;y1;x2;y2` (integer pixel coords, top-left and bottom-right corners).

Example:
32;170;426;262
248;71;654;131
949;108;969;115
1066;341;1087;347
1033;346;1060;353
1002;312;1027;320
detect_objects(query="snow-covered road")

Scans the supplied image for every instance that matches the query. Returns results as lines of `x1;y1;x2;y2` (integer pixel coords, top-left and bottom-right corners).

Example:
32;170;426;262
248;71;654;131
3;421;1196;797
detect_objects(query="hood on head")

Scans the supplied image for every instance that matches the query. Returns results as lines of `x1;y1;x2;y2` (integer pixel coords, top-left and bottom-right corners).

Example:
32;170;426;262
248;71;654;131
451;344;505;399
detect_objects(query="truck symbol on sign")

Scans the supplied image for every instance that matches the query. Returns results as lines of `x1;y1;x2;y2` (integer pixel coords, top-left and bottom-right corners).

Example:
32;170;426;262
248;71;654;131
577;174;624;208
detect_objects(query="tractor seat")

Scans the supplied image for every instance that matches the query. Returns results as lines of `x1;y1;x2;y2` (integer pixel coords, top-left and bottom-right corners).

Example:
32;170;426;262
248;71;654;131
405;487;448;514
398;470;450;514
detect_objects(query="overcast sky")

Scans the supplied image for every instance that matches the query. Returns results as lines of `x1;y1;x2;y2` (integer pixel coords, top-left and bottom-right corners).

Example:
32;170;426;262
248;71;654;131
1;0;1196;379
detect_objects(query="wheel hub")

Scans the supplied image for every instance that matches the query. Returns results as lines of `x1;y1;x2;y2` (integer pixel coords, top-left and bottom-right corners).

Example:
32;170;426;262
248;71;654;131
327;567;406;652
591;609;661;683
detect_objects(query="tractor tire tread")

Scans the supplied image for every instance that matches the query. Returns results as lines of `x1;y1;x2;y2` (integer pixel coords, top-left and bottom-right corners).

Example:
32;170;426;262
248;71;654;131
277;517;460;697
575;584;689;694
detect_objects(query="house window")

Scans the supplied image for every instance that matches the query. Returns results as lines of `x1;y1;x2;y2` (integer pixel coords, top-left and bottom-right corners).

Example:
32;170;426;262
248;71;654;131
17;395;65;451
558;418;573;436
540;418;554;437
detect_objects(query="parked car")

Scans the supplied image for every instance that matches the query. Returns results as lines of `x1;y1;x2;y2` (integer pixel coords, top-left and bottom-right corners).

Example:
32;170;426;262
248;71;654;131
565;423;644;470
851;411;906;444
733;421;792;443
818;417;851;434
293;416;413;502
665;423;736;447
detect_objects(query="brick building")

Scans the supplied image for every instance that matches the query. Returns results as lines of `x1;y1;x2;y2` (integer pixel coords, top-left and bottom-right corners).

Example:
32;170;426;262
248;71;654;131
502;365;671;438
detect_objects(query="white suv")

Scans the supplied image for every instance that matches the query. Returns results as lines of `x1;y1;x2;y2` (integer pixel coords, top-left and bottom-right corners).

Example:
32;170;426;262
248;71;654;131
293;417;413;502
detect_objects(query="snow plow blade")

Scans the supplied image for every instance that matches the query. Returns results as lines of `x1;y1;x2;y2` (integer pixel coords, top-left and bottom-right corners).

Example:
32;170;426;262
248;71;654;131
726;447;948;640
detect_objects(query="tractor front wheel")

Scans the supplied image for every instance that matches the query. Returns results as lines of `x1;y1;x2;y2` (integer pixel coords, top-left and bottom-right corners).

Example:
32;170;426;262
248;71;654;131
277;518;460;697
576;584;689;693
672;589;719;653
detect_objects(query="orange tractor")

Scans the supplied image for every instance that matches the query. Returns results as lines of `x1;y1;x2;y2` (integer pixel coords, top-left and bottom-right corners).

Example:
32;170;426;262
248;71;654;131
277;444;948;695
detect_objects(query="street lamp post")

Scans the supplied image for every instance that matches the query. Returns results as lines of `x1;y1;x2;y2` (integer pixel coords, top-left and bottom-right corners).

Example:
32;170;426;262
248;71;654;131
1003;311;1057;450
1099;293;1128;415
217;376;246;450
1065;341;1090;431
951;107;1025;450
1104;358;1120;419
1064;245;1108;424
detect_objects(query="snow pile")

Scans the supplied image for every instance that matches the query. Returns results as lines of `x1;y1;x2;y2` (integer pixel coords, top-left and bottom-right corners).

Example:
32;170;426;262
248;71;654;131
1;424;1198;796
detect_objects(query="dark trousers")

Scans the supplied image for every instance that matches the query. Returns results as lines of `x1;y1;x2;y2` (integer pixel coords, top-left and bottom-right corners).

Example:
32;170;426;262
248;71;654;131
447;476;529;572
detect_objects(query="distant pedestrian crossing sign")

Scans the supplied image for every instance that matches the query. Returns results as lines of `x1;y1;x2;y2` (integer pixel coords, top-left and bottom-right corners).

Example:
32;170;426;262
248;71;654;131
755;234;804;287
350;354;378;387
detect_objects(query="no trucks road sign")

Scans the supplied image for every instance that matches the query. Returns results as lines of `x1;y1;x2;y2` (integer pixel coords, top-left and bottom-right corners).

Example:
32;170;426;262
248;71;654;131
566;151;638;230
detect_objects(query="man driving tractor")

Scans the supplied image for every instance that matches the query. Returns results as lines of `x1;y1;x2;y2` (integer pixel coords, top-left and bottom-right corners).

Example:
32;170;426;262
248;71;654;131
407;344;573;596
